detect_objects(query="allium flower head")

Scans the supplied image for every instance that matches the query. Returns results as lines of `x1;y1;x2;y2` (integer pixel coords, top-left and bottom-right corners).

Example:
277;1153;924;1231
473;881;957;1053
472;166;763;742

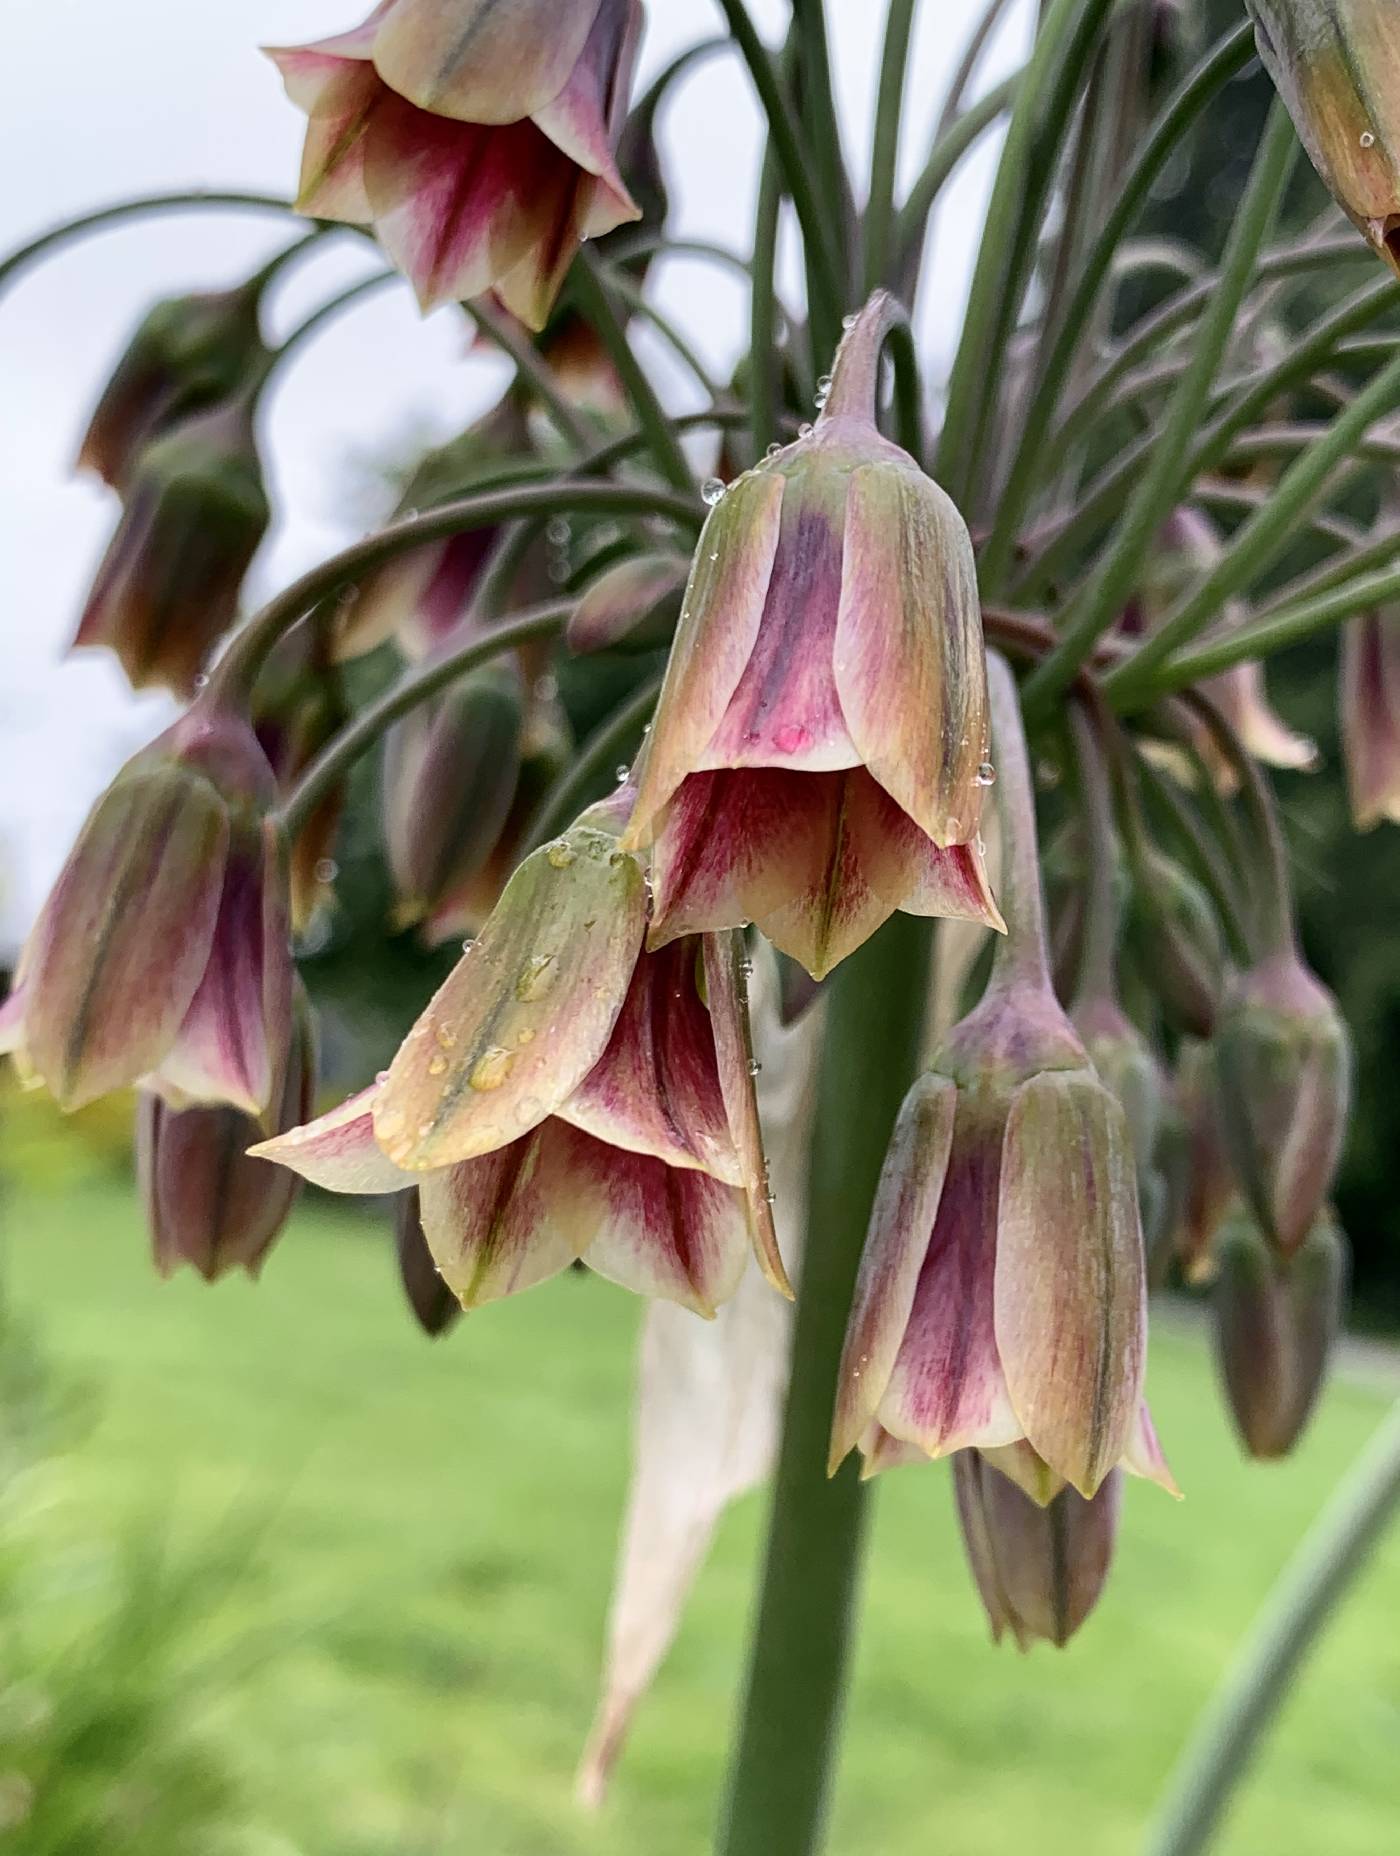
267;0;643;326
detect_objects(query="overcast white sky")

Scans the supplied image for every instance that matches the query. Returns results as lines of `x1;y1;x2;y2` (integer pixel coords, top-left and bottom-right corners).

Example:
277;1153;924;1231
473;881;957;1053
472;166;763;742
0;0;1032;951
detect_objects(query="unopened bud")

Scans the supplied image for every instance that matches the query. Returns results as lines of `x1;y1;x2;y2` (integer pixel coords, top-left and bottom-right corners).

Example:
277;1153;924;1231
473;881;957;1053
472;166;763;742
1127;850;1225;1038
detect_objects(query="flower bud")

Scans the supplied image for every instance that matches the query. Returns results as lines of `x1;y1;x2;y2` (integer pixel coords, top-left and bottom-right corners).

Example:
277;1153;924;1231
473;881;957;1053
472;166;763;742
382;661;524;935
137;988;315;1281
1126;850;1225;1039
1248;1;1400;272
566;552;687;656
394;1189;461;1336
953;1450;1121;1650
73;401;269;698
252;624;349;931
77;286;268;489
1170;1038;1238;1284
1212;1212;1347;1459
1213;952;1352;1257
1339;606;1400;828
1072;995;1165;1172
2;702;292;1117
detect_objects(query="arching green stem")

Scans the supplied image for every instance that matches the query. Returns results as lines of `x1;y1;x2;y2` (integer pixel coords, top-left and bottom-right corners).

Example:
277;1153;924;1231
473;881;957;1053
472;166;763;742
274;603;572;840
464;295;598;455
821;290;922;460
864;0;919;296
569;252;695;491
896;75;1020;305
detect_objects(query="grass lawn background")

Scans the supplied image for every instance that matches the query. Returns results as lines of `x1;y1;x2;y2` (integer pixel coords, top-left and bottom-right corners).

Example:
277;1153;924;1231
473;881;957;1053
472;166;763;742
5;1175;1399;1856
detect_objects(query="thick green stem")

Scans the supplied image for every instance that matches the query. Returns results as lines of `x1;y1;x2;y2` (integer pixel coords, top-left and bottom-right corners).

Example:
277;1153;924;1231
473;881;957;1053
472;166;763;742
1144;1399;1400;1856
274;603;572;839
211;481;699;705
978;22;1254;591
523;674;663;851
1107;341;1400;705
0;190;296;297
716;916;932;1856
864;0;919;296
1023;102;1298;714
569;253;695;490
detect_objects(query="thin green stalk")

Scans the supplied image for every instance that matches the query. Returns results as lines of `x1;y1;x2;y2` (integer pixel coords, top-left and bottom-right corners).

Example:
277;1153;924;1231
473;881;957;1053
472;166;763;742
1246;525;1400;625
936;0;1018;136
254;271;398;390
896;75;1020;304
935;0;1116;508
750;138;784;461
1023;102;1299;714
211;481;700;705
1193;480;1364;552
523;674;663;851
711;0;845;353
716;919;931;1856
1144;1399;1400;1856
463;295;596;456
791;0;848;294
1131;748;1253;962
864;0;920;295
1141;558;1400;694
1177;691;1294;956
598;263;723;401
979;22;1254;590
1108;342;1400;706
0;190;296;297
275;603;572;840
569;252;694;491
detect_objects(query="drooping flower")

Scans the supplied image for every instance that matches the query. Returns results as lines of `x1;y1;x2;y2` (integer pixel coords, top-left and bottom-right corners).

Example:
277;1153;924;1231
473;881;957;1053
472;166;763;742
137;988;314;1282
953;1450;1121;1650
254;796;789;1316
621;294;1003;980
1248;0;1400;273
267;0;643;326
1212;1211;1347;1459
831;658;1172;1503
250;620;349;932
77;286;268;490
393;1188;461;1336
1339;605;1400;828
73;400;270;698
0;702;292;1118
1212;950;1352;1258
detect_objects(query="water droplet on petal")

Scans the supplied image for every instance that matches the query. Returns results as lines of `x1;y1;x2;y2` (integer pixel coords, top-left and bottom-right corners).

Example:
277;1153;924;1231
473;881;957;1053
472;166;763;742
747;1059;762;1077
546;840;576;869
427;1054;448;1076
315;857;339;882
1361;129;1376;148
546;516;572;546
765;441;782;458
615;763;630;782
798;423;814;439
976;761;997;787
193;672;209;690
701;477;726;506
515;953;557;1002
469;1047;514;1091
842;312;858;330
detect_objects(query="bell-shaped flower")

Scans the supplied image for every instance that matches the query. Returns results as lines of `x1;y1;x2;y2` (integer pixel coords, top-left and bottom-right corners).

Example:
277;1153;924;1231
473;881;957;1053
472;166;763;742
73;400;270;698
1213;949;1352;1257
253;796;790;1316
1248;0;1400;272
1169;1038;1238;1284
0;702;292;1118
953;1450;1121;1650
138;987;314;1281
267;0;643;327
382;659;524;936
831;657;1171;1502
78;285;268;490
621;295;1002;980
1212;1211;1347;1459
1340;605;1400;828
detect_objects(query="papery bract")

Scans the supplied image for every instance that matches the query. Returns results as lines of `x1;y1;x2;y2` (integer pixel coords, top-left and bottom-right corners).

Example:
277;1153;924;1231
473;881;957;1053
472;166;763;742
267;0;642;326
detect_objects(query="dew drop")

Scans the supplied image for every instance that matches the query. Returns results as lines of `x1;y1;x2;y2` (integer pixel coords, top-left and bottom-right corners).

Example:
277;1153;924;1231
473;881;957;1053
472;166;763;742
436;1025;457;1050
427;1054;448;1076
516;1027;536;1046
739;959;754;978
461;937;475;953
375;1069;390;1086
193;672;209;690
842;312;858;330
515;953;558;1001
546;839;577;869
547;556;571;585
816;374;833;393
1361;129;1376;148
701;477;726;506
315;857;339;882
765;441;783;458
798;422;814;439
747;1059;762;1077
403;506;420;521
615;763;630;782
546;516;572;546
975;761;997;787
469;1046;514;1091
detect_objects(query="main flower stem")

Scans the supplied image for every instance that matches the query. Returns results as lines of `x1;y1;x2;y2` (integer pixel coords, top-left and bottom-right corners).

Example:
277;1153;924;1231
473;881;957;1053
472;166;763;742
716;916;932;1856
1145;1399;1400;1856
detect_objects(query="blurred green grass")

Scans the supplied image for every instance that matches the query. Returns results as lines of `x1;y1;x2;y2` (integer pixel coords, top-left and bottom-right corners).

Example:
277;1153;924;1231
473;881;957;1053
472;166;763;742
5;1177;1399;1856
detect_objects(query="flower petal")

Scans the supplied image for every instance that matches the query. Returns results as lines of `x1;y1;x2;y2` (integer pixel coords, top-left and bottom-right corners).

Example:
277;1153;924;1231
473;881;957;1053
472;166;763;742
375;822;647;1169
557;938;738;1181
996;1071;1147;1498
24;769;229;1110
556;1124;751;1317
1122;1401;1181;1497
250;1084;412;1194
265;45;384;223
622;471;785;849
877;1108;1022;1459
834;461;989;848
531;0;641;214
418;1125;581;1307
371;0;605;125
830;1073;957;1471
701;932;792;1297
